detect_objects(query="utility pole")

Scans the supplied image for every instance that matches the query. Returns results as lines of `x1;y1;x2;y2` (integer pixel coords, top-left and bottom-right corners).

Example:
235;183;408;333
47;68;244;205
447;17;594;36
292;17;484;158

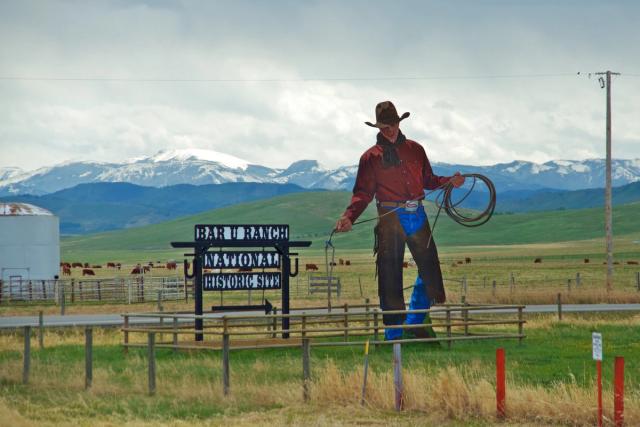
595;70;620;291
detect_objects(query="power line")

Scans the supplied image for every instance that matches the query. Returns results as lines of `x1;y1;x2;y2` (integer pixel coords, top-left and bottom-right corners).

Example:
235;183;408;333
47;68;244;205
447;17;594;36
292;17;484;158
0;72;580;83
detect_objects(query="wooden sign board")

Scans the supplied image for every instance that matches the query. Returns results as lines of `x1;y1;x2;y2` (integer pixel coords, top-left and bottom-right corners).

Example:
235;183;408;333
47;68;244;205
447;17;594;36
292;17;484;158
203;272;281;291
203;251;280;269
195;224;289;243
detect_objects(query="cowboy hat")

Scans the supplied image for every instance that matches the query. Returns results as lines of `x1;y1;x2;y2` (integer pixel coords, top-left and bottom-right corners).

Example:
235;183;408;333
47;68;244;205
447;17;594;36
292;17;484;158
365;101;410;128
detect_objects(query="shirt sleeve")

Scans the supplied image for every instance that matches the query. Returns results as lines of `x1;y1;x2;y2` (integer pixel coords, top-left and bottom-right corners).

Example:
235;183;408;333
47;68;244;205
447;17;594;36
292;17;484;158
343;154;376;223
421;147;451;190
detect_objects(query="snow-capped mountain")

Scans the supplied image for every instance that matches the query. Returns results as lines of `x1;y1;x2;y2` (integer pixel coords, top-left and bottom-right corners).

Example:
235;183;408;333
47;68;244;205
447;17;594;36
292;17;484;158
1;148;639;196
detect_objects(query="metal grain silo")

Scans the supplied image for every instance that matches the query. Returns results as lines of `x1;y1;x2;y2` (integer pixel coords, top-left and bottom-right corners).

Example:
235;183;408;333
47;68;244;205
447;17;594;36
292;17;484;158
0;203;60;300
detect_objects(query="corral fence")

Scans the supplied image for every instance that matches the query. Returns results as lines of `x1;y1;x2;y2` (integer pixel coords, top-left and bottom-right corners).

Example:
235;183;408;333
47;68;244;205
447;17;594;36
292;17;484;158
0;277;194;305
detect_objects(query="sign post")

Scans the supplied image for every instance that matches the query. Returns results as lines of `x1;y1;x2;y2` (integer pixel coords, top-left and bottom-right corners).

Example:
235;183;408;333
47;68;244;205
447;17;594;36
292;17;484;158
172;224;311;341
592;332;603;427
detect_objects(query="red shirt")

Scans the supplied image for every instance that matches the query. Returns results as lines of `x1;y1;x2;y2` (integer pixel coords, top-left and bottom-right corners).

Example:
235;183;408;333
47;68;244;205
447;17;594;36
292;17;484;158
343;138;451;223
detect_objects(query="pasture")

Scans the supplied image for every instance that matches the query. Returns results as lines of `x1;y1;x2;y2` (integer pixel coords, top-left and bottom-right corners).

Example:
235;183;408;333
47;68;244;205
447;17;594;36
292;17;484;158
0;313;639;426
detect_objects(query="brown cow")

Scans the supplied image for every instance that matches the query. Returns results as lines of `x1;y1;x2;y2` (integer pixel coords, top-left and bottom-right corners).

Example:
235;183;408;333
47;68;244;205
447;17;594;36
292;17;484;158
534;258;542;263
166;261;177;270
339;258;344;265
72;262;83;268
84;262;90;268
131;266;142;274
107;262;116;268
305;263;319;271
345;260;351;266
92;265;102;269
143;266;150;273
584;258;590;263
465;257;471;264
456;260;463;265
627;260;639;265
116;263;121;270
82;268;95;276
62;266;71;276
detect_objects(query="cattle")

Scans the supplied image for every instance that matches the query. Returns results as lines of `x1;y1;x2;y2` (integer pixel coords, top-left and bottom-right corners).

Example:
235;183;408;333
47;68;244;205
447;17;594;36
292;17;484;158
613;261;620;265
238;267;252;272
465;257;471;264
305;263;319;271
534;258;542;263
402;262;409;268
584;258;590;264
62;266;71;276
82;268;95;276
148;262;154;267
627;260;639;265
451;263;458;268
339;258;344;265
106;262;116;268
345;260;351;266
116;263;121;270
457;260;463;265
329;261;337;266
131;266;142;275
60;262;71;269
84;262;90;268
154;264;166;268
91;265;102;269
143;266;150;273
166;261;177;270
72;262;83;268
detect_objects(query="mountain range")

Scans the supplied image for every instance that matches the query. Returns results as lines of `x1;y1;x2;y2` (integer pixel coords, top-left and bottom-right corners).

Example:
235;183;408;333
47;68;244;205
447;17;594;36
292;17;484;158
1;148;639;196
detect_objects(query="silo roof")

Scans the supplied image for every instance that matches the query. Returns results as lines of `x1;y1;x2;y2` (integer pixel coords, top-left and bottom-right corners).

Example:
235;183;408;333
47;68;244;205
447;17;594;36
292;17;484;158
0;202;54;216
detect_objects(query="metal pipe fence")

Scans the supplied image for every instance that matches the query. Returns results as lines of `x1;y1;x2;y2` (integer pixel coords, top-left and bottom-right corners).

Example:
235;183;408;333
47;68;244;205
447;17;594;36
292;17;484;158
0;277;193;305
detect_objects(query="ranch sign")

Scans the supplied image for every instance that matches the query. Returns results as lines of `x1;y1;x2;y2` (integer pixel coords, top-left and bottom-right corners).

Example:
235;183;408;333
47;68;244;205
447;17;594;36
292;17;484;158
172;224;311;341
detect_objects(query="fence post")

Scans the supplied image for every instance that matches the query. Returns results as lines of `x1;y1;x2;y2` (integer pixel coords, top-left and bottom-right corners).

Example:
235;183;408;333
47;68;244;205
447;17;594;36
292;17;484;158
172;317;178;352
492;280;496;297
302;337;310;402
393;343;403;411
446;308;452;349
60;285;66;316
123;315;129;354
85;328;93;390
373;310;379;345
23;326;31;385
222;317;230;396
38;311;44;349
576;272;581;288
365;298;370;331
127;280;132;304
358;276;363;297
509;272;514;293
147;332;156;396
496;348;506;419
463;302;469;336
71;278;75;303
636;272;640;292
301;313;307;339
567;279;572;292
272;308;278;339
614;356;625;427
557;293;562;321
343;303;349;341
97;281;102;301
518;307;524;345
157;289;163;312
463;275;468;296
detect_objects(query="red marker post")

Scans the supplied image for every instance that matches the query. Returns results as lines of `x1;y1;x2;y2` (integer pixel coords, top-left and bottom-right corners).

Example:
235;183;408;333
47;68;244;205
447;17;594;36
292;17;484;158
496;348;506;419
592;332;603;427
614;356;624;427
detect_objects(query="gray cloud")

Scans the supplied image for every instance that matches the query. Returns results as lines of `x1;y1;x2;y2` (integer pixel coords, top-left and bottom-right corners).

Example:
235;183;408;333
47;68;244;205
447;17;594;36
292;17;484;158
1;0;639;171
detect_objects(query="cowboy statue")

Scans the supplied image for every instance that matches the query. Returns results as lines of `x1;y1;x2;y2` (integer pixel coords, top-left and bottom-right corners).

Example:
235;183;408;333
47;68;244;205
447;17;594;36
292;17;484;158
335;101;465;340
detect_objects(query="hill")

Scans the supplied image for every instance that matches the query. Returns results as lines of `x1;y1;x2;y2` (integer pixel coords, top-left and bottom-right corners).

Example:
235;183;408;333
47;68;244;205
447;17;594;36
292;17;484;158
4;182;313;234
61;191;640;258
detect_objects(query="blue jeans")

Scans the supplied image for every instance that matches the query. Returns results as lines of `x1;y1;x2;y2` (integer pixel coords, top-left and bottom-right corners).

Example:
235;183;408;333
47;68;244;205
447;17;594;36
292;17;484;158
384;206;432;340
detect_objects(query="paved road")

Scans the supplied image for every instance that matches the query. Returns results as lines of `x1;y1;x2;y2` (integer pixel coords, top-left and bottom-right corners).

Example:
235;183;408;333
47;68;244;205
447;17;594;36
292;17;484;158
1;304;639;329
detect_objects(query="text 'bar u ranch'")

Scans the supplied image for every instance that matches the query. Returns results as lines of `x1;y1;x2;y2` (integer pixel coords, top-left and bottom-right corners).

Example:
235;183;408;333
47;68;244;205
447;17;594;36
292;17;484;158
195;224;289;243
203;273;281;291
203;251;280;269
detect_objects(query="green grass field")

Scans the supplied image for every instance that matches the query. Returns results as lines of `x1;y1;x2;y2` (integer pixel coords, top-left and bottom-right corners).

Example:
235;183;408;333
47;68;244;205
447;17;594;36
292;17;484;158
1;314;638;426
60;191;640;263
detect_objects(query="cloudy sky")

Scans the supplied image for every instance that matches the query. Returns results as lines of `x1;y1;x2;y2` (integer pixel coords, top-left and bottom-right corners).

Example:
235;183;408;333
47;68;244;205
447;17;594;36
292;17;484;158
1;0;639;171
